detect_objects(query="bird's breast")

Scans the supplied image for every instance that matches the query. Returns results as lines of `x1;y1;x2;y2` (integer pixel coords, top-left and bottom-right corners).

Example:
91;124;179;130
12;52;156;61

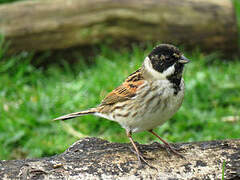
116;79;185;132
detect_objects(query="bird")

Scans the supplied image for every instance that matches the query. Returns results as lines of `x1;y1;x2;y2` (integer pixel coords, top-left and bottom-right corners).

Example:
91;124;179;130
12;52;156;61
54;44;190;166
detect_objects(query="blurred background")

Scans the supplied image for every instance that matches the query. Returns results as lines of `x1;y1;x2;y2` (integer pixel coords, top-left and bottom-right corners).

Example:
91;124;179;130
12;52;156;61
0;0;239;160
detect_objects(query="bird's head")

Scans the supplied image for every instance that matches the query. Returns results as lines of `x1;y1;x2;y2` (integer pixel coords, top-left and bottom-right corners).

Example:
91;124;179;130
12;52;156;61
142;44;189;80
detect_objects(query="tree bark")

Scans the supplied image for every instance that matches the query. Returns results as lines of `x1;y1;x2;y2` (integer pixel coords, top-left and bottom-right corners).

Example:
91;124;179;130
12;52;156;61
0;0;238;55
0;138;240;179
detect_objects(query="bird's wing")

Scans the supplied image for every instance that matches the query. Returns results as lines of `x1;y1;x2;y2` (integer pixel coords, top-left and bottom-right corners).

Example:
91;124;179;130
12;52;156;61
100;69;145;106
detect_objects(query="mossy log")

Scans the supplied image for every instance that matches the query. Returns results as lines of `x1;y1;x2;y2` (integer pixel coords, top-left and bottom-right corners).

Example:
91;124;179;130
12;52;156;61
0;0;238;54
0;138;240;179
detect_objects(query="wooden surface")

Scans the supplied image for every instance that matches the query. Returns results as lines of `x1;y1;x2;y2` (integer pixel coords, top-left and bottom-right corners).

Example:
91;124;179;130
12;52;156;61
0;137;240;179
0;0;238;54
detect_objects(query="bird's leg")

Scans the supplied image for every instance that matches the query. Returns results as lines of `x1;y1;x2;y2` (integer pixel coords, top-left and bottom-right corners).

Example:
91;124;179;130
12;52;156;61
126;130;151;167
148;129;185;159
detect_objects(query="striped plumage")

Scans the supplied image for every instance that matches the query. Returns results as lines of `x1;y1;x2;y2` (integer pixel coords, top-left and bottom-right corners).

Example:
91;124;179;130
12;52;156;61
54;44;190;166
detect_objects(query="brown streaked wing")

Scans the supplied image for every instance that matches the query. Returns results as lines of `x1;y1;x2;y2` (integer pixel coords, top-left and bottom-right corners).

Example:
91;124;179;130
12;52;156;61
100;69;144;106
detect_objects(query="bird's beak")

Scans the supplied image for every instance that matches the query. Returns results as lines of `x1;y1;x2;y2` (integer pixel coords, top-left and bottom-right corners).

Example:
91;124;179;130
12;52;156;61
179;55;190;64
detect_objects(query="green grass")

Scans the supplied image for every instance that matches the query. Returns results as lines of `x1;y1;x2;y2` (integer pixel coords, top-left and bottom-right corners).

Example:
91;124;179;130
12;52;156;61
222;160;226;180
0;35;240;160
0;0;22;4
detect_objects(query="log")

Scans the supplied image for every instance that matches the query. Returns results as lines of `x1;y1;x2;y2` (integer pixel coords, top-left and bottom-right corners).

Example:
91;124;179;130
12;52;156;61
0;0;238;55
0;138;240;179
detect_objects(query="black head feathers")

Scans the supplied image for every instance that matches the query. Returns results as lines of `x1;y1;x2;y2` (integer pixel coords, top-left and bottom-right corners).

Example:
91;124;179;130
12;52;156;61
148;44;183;73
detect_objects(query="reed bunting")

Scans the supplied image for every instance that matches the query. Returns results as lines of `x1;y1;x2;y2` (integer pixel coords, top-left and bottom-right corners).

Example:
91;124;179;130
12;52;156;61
54;44;190;166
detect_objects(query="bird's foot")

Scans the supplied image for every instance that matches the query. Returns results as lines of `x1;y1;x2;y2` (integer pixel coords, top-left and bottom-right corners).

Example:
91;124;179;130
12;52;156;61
129;147;156;169
163;144;185;159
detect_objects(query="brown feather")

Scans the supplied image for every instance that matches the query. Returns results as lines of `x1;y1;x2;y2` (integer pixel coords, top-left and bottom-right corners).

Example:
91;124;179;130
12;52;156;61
100;69;144;106
54;108;97;121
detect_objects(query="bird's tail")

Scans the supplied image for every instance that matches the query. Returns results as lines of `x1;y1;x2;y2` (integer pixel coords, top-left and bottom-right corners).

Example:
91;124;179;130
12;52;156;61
53;108;97;121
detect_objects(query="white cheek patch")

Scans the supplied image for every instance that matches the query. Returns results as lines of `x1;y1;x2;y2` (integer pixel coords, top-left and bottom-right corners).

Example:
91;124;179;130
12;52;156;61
143;57;165;80
162;64;175;77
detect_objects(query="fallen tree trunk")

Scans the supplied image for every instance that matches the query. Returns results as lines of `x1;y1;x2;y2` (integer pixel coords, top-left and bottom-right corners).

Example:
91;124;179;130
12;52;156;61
0;0;238;54
0;138;240;179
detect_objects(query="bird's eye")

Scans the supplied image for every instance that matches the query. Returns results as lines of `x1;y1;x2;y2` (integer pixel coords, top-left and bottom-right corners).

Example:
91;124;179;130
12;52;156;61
173;53;180;58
